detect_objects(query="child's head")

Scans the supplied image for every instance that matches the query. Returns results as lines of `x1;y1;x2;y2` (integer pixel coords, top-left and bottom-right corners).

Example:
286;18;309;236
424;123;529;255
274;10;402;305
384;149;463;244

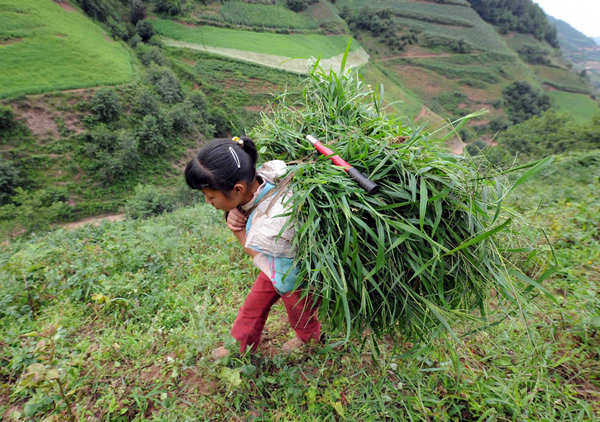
185;137;258;211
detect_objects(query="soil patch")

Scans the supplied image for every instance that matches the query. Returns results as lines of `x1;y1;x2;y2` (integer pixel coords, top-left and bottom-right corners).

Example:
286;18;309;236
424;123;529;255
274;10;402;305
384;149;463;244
0;38;23;46
56;1;76;12
16;105;59;138
62;214;126;230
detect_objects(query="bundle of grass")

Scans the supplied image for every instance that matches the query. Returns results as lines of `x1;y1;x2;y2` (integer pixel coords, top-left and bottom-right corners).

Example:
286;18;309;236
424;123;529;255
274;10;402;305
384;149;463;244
251;63;538;342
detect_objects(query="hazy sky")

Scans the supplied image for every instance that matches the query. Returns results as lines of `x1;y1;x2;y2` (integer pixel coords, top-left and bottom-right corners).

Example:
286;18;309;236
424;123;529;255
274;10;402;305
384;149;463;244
533;0;600;38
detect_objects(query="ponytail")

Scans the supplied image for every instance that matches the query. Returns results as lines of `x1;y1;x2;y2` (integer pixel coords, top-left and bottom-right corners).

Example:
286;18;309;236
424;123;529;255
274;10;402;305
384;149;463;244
184;137;259;192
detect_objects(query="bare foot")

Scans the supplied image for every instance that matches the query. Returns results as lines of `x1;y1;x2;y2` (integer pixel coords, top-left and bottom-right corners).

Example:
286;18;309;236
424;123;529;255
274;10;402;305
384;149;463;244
281;337;304;353
211;346;230;360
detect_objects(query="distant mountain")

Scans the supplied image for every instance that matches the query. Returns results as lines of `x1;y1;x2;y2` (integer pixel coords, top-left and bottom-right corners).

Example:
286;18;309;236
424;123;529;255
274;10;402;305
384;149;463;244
546;16;598;54
594;37;600;46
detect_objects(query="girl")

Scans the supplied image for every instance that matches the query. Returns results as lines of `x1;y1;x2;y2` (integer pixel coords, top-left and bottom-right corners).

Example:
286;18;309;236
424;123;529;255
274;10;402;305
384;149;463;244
184;136;321;358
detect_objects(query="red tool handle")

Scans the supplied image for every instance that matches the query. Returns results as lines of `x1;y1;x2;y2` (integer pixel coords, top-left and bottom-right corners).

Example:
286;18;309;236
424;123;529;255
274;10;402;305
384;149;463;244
306;135;379;194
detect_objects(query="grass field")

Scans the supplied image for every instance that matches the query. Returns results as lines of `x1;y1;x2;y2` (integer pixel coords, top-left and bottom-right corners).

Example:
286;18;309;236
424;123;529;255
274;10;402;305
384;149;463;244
547;91;600;122
0;0;135;98
0;150;598;420
152;19;358;58
219;1;318;30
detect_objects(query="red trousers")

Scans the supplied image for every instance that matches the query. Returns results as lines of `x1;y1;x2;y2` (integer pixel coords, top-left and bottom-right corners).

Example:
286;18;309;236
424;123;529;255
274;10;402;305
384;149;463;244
231;272;321;353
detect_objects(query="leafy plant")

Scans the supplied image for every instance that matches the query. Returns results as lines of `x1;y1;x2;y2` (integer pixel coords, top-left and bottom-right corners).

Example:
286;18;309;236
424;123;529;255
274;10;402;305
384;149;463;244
90;88;122;123
125;184;176;219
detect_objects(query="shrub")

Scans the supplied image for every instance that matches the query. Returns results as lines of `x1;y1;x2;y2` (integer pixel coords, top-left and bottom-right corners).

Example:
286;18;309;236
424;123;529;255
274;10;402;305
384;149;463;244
129;0;146;24
133;87;160;117
0;104;16;131
90;88;121;122
99;130;140;183
208;107;236;137
147;66;184;104
107;16;128;40
0;158;19;205
125;184;176;219
189;91;209;119
10;188;73;232
155;0;183;16
136;20;155;42
86;124;118;152
137;44;166;66
286;0;317;12
128;33;142;48
77;0;117;22
137;115;167;155
168;102;197;134
502;81;551;124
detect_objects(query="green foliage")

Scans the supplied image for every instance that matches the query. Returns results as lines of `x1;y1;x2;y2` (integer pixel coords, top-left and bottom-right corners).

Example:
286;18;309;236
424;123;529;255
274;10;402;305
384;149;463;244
154;0;184;16
136;44;166;66
129;0;146;24
85;127;140;183
136;114;167;156
133;87;160;117
136;19;155;42
252;66;521;340
76;0;119;23
286;0;318;13
518;44;551;65
125;184;176;219
167;101;197;134
147;66;184;104
502;81;551;124
1;187;73;233
0;104;16;131
499;110;600;160
0;158;19;205
90;88;122;123
467;0;558;47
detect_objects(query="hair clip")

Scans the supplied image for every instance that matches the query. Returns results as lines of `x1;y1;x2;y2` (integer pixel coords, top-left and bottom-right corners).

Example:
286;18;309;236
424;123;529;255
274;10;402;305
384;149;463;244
232;136;243;145
229;146;241;168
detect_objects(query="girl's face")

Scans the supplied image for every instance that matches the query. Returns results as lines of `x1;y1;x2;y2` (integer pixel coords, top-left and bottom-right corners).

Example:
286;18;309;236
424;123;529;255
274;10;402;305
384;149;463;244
201;187;243;211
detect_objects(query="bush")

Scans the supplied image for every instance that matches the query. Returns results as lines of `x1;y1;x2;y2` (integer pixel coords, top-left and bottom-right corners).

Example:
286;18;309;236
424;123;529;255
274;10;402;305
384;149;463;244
133;87;160;117
99;131;140;183
129;0;146;24
77;0;117;22
147;66;184;104
86;124;118;152
208;107;236;137
125;184;176;219
9;188;73;232
188;91;209;119
136;20;155;42
0;104;16;131
90;88;121;122
155;0;183;16
286;0;317;12
137;115;167;155
137;44;166;66
128;33;142;48
168;102;197;134
0;158;19;205
502;81;551;124
107;16;128;40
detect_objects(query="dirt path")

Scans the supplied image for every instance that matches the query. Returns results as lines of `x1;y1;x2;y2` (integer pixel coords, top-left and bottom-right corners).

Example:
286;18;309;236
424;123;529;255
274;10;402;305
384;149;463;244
163;38;369;74
61;213;125;230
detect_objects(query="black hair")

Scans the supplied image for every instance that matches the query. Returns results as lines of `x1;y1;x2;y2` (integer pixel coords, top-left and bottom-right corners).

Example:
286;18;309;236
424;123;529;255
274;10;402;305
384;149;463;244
184;136;258;193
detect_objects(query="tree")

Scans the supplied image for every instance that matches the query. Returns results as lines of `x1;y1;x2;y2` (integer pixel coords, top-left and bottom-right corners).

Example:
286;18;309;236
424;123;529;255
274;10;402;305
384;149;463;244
502;81;551;124
90;88;121;122
129;0;146;24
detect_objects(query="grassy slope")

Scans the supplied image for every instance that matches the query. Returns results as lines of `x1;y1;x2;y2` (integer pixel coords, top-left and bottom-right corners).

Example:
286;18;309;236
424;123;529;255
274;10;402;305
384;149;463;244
152;19;358;58
1;151;598;420
547;91;600;122
0;0;135;98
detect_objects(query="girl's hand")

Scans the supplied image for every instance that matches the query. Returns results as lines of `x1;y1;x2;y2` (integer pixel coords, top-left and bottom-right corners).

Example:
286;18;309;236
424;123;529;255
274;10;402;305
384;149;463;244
227;208;248;232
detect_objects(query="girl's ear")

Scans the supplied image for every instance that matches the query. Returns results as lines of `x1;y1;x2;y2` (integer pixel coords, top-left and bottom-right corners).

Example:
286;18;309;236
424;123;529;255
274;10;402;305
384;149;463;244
233;182;246;194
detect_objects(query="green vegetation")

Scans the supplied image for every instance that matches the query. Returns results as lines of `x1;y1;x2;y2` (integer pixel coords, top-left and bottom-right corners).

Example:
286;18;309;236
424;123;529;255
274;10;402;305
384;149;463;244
253;67;526;339
0;152;598;419
0;0;135;98
220;1;318;29
467;0;558;46
502;81;551;124
152;18;358;58
547;91;600;122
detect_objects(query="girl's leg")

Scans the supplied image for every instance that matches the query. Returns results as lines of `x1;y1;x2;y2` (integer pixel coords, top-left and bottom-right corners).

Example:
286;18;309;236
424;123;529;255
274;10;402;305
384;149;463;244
231;272;280;353
281;290;321;344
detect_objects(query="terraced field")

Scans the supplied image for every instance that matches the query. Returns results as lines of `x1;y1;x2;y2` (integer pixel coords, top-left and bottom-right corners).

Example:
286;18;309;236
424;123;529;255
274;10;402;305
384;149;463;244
0;0;134;98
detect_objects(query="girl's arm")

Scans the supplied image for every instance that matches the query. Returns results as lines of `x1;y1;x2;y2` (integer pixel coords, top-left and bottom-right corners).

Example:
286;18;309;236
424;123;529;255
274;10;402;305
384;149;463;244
227;208;258;257
232;229;259;257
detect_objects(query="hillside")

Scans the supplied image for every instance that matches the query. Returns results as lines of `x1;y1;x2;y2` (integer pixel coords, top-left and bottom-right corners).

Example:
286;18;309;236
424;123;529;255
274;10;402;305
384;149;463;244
547;15;600;93
0;0;135;98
